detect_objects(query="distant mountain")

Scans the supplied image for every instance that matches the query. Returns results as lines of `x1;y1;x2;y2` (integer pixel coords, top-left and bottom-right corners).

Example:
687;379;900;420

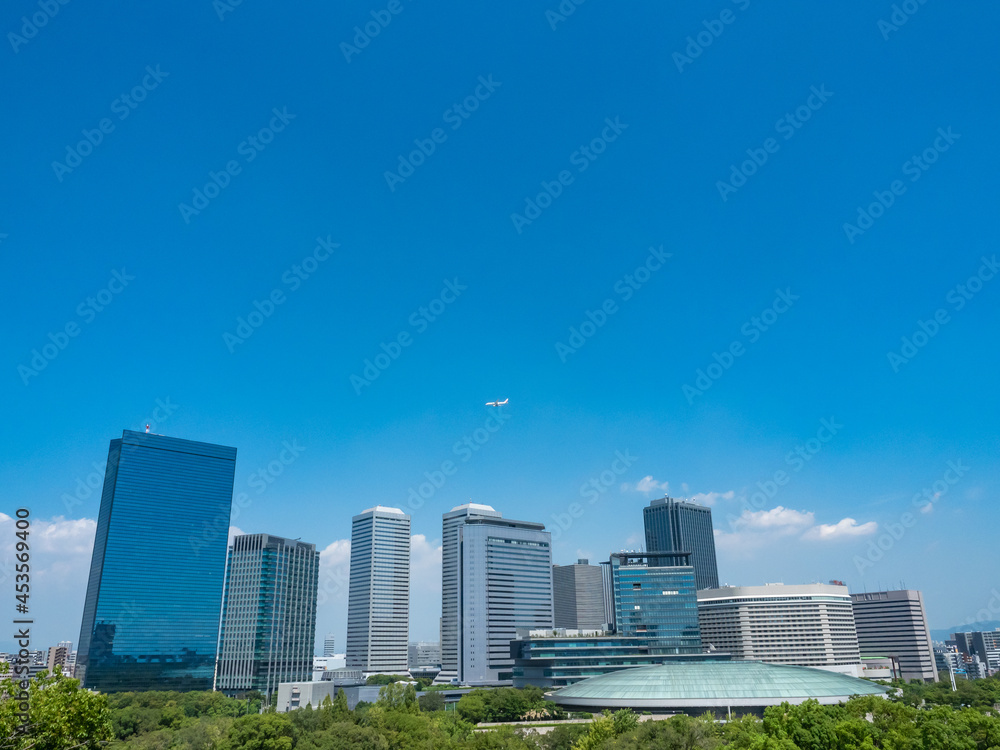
931;621;1000;641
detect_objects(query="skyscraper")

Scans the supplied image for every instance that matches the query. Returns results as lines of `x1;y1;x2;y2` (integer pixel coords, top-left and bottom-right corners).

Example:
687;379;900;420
77;430;237;692
643;496;719;590
851;590;936;682
437;503;554;685
323;633;336;657
215;534;320;698
610;552;702;653
346;506;410;674
553;559;606;630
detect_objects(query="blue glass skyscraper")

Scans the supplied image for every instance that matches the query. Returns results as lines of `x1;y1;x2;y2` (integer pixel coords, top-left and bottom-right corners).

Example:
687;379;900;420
610;552;701;653
77;430;237;692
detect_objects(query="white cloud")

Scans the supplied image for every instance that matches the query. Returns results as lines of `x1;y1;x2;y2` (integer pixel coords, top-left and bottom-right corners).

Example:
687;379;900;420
803;517;878;541
410;534;442;594
227;525;245;546
731;506;815;532
688;490;735;506
621;475;669;494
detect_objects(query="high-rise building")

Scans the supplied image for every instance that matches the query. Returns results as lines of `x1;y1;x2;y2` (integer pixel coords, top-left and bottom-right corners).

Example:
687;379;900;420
850;590;936;682
215;534;320;698
698;584;861;671
437;503;553;685
46;641;72;676
643;497;719;590
600;560;615;632
408;641;442;669
953;629;1000;674
323;633;336;657
346;506;410;674
610;552;702;652
77;430;236;692
553;559;605;630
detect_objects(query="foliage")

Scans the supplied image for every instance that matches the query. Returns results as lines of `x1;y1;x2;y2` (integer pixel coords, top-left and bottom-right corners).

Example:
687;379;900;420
456;686;560;724
418;691;446;712
364;674;411;686
0;665;114;749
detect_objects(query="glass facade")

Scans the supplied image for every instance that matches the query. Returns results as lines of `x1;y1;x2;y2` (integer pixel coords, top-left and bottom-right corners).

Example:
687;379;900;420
643;497;719;590
77;430;237;692
216;534;319;698
611;553;701;653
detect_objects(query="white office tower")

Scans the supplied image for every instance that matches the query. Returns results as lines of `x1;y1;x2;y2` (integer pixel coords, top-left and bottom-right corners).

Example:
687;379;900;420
323;633;336;657
345;506;411;674
851;590;937;682
436;503;553;685
698;583;862;671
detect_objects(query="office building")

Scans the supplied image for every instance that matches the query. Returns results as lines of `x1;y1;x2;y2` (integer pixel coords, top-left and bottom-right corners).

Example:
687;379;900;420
951;629;1000;674
643;497;719;590
346;506;410;674
437;503;553;685
408;641;442;669
600;560;615;631
323;634;336;657
553;559;606;630
850;590;936;682
610;552;702;652
215;533;320;698
511;628;730;688
77;430;236;692
698;583;861;671
46;641;72;676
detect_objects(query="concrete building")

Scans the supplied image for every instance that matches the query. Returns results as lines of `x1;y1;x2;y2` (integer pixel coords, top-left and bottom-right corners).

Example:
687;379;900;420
951;629;1000;674
408;641;442;669
436;503;553;685
346;506;410;674
698;583;861;671
312;655;347;681
215;534;320;699
643;497;719;590
323;634;336;657
553;559;606;630
850;590;936;682
611;552;702;653
46;641;73;676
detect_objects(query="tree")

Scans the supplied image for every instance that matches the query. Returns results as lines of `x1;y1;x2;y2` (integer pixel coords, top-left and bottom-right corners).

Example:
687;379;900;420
376;682;418;713
417;691;445;712
222;713;295;750
0;666;114;749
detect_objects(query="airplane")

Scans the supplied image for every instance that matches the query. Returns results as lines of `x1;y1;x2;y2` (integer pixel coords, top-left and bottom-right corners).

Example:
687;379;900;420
485;398;509;407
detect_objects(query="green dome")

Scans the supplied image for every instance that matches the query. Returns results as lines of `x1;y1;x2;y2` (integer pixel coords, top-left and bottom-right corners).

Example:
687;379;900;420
550;661;891;710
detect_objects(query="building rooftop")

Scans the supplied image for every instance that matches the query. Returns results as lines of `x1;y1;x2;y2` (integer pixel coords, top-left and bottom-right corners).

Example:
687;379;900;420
358;505;407;515
549;661;890;709
449;502;497;513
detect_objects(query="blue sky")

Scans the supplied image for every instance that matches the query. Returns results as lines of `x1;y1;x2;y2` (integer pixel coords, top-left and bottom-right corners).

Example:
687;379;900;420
1;1;998;655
